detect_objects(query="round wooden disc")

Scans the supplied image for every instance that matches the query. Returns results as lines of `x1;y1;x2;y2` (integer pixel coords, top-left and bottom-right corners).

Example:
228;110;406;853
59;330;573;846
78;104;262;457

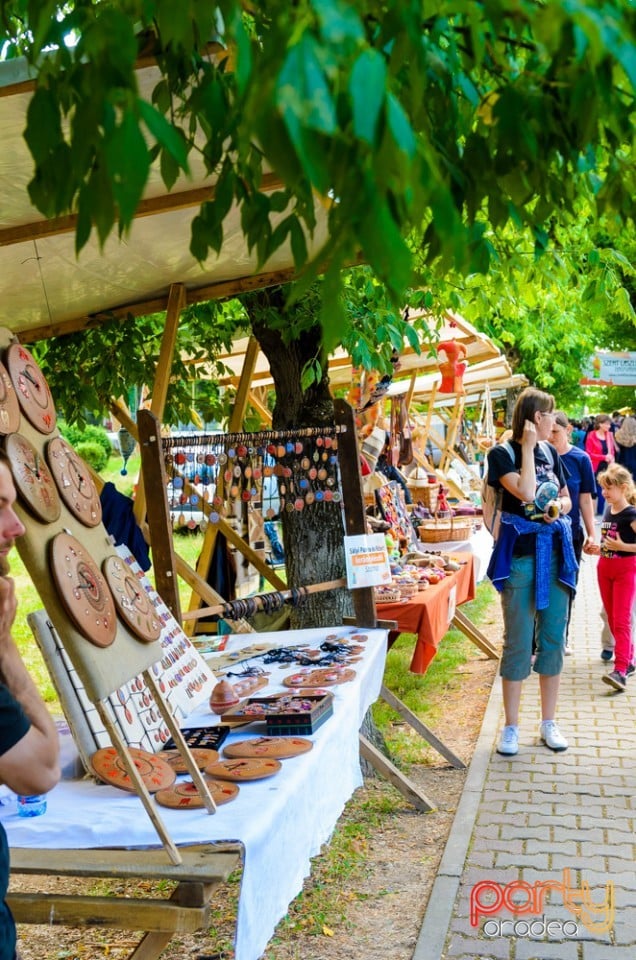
283;667;356;688
204;757;282;781
161;748;219;772
5;342;56;434
90;746;176;793
155;778;239;809
223;737;313;760
47;436;103;527
5;432;61;523
102;554;162;643
49;532;117;647
0;360;20;435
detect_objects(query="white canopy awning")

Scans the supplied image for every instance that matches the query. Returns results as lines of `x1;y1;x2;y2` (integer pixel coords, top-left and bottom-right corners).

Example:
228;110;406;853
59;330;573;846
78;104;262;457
0;57;329;343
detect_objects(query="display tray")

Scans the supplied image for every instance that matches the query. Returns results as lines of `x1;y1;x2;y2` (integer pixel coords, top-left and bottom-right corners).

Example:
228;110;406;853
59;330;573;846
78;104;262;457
221;693;334;736
161;725;231;752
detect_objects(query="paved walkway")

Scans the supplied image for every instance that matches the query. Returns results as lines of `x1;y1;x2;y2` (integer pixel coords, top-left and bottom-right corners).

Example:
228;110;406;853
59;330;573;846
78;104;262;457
414;550;636;960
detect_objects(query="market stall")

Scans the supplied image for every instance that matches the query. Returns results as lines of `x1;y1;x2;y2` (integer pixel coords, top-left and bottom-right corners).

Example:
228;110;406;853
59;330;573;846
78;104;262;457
376;553;476;674
4;624;388;960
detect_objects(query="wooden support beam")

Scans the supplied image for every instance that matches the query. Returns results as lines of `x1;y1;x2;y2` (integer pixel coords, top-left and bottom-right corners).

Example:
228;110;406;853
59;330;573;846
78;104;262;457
452;609;499;660
137;409;182;620
379;684;465;768
333;398;377;628
186;336;262;628
134;283;185;526
358;735;436;812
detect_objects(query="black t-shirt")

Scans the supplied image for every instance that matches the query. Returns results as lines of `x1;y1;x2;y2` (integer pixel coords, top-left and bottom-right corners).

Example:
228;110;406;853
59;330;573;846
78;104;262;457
487;440;568;555
600;505;636;558
0;685;31;960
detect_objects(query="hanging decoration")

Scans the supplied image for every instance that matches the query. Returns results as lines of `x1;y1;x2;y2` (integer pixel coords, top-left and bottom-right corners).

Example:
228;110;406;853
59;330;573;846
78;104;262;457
161;424;345;531
118;427;137;476
436;324;468;394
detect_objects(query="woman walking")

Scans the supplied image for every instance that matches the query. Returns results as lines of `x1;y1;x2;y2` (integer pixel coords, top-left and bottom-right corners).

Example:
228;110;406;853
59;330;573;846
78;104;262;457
615;415;636;483
486;388;576;756
585;414;616;515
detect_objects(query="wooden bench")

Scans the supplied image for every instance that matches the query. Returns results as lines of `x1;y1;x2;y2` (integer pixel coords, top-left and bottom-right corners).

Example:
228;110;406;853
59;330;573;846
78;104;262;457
8;842;242;960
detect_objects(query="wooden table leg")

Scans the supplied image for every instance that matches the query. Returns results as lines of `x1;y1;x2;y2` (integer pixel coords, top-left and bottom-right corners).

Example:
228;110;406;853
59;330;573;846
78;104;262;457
451;609;499;659
379;683;465;769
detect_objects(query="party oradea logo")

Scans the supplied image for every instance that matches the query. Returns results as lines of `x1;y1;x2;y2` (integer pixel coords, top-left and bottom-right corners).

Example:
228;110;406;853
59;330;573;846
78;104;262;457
470;868;614;939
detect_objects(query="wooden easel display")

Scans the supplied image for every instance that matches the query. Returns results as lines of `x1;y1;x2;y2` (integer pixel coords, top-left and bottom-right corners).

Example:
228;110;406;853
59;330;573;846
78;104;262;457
0;328;217;864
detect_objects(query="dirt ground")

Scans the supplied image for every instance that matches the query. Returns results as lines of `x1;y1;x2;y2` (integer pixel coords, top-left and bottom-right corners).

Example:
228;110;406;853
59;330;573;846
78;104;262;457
12;615;501;960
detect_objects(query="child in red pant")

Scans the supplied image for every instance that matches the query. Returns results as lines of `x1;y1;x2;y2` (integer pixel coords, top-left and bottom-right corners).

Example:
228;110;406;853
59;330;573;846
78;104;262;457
584;464;636;691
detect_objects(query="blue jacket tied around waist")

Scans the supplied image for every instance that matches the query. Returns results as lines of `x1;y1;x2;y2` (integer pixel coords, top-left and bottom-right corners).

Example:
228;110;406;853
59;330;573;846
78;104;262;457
487;514;578;610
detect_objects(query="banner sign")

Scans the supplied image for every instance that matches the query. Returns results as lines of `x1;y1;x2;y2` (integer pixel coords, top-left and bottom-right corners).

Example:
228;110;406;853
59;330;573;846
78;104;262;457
344;533;391;589
580;351;636;387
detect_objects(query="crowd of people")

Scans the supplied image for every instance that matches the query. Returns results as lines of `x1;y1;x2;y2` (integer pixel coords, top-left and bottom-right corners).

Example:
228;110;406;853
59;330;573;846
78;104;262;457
485;393;636;756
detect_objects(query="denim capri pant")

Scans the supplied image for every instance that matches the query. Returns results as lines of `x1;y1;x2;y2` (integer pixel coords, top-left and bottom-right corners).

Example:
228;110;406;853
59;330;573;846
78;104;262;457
500;553;570;681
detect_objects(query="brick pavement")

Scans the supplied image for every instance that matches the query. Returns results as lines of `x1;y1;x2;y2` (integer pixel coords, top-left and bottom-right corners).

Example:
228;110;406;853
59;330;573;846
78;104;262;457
414;551;636;960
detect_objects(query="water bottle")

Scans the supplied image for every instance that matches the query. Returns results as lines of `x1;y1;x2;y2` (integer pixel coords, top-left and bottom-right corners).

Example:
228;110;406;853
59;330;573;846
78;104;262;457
16;794;47;817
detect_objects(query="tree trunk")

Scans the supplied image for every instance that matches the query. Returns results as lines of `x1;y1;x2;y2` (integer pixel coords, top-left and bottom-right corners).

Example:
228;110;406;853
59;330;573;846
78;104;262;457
242;287;354;628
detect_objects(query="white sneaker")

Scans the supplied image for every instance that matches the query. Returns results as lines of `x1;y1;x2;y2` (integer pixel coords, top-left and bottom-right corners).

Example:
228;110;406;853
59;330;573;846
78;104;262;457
540;720;568;752
497;725;519;756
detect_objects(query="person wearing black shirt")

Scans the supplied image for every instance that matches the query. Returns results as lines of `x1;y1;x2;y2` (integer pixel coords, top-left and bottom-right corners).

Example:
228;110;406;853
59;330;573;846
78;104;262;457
0;451;61;959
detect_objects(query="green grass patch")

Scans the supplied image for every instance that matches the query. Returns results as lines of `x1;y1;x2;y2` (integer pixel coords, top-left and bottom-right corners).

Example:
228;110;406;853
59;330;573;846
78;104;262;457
372;580;498;764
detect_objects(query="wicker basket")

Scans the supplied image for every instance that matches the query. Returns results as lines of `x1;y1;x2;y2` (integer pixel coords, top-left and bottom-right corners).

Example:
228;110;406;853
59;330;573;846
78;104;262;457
408;482;439;513
375;586;401;603
417;514;474;543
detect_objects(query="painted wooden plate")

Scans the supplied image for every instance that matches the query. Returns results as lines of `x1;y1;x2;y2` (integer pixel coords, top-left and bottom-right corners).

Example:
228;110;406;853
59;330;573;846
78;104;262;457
204;757;282;781
50;532;117;648
160;748;219;772
102;554;162;643
90;746;176;793
282;667;356;688
5;342;56;434
0;360;20;435
155;778;239;809
223;736;313;760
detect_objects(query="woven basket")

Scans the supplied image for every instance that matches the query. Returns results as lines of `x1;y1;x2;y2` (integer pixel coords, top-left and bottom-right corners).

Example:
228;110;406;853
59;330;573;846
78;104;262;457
408;483;438;513
397;581;419;599
417;514;474;543
375;587;401;603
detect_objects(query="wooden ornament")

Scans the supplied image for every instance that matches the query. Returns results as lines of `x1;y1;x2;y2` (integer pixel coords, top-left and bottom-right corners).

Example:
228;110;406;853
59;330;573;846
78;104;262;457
223;736;313;760
204;757;282;781
5;432;61;523
155;778;239;809
5;342;56;434
50;532;117;647
46;436;102;526
160;748;219;772
102;554;162;643
282;667;356;688
0;360;20;435
209;678;240;715
90;746;176;793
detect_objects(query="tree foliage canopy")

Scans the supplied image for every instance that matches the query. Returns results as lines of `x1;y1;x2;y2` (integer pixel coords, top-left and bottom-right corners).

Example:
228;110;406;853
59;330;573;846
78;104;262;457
1;1;635;349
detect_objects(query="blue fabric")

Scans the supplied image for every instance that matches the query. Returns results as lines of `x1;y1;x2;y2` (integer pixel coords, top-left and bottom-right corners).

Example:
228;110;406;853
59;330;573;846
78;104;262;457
100;482;152;571
487;513;578;610
500;554;570;679
560;446;595;541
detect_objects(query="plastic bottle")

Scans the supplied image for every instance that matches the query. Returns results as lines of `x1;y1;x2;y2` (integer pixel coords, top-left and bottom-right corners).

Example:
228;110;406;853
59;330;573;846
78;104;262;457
16;794;47;817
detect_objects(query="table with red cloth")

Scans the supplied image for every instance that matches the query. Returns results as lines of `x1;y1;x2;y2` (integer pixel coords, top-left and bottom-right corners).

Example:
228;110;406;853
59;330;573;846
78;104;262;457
376;554;476;674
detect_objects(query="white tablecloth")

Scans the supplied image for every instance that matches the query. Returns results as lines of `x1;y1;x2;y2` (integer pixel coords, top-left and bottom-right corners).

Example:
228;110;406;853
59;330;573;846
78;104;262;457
2;625;387;960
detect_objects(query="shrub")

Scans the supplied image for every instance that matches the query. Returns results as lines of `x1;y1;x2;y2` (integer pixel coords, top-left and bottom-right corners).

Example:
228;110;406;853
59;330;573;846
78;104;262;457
76;441;109;472
59;422;113;456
